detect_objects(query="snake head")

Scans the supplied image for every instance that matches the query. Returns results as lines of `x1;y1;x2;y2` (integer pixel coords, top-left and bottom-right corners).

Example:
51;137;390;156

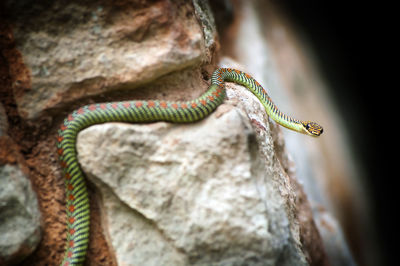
301;121;323;137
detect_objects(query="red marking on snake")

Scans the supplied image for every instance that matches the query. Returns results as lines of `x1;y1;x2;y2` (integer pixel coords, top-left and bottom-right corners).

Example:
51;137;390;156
147;101;155;108
69;228;76;235
60;161;67;168
57;136;64;142
69;240;74;248
58;148;64;155
65;173;71;180
69;217;75;224
77;108;85;114
181;103;188;109
135;101;142;108
60;125;67;131
200;99;207;106
68;194;75;201
235;70;241;74
123;102;131;108
160;102;168;108
208;96;214;101
67;184;74;191
68;115;74;121
171;103;178;109
67;251;73;258
64;260;70;266
191;102;197;108
69;205;75;212
100;104;107;110
111;103;118;109
89;104;97;111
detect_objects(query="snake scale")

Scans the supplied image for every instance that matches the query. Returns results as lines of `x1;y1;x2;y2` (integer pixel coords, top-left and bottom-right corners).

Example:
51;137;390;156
56;67;323;265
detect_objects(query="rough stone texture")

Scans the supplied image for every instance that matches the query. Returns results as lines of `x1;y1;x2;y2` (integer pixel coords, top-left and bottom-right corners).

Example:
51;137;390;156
1;1;218;263
192;0;218;54
4;0;213;120
314;207;356;266
76;81;316;265
225;75;329;266
0;137;41;265
218;0;364;265
0;103;8;137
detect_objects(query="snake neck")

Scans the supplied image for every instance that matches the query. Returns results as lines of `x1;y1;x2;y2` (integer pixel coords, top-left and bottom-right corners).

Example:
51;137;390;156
212;68;304;134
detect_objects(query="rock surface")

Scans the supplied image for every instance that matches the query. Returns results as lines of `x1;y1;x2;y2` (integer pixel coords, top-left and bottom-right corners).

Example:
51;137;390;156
5;0;214;120
314;208;356;266
0;140;41;265
0;95;41;264
219;0;363;265
76;83;318;265
0;104;7;137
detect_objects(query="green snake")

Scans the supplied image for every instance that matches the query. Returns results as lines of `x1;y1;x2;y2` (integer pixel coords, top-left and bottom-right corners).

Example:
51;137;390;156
57;67;323;266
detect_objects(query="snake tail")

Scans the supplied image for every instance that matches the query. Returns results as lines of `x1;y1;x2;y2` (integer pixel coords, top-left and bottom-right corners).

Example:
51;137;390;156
57;67;322;266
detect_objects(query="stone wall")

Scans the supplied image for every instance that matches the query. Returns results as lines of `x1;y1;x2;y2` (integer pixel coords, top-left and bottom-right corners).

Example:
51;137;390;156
0;0;363;265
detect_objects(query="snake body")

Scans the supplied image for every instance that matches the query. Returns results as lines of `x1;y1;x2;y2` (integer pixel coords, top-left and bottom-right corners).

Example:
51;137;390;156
57;68;323;266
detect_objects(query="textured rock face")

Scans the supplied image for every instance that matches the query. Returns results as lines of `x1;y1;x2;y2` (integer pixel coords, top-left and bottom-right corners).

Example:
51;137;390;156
2;0;220;264
5;0;212;120
76;84;310;265
0;160;41;265
0;104;8;137
221;1;361;265
0;103;41;264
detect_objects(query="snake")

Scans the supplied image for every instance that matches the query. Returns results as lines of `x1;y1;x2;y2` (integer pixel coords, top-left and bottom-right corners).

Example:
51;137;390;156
56;67;323;266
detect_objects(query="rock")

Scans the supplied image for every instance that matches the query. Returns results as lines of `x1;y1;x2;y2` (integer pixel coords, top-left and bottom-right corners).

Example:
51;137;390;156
0;158;41;265
219;0;363;264
0;103;8;137
192;0;218;54
76;82;317;265
314;208;356;266
0;114;42;265
4;0;214;120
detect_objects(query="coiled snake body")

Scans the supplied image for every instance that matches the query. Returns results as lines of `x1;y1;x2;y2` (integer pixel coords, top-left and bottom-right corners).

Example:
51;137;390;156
57;68;323;265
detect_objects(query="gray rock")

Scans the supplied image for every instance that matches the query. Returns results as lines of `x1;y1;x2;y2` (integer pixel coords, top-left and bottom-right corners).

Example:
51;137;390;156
192;0;217;51
0;164;41;265
5;0;210;119
76;84;309;265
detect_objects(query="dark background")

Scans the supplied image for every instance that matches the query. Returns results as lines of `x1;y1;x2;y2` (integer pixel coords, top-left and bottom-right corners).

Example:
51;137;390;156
275;1;393;266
